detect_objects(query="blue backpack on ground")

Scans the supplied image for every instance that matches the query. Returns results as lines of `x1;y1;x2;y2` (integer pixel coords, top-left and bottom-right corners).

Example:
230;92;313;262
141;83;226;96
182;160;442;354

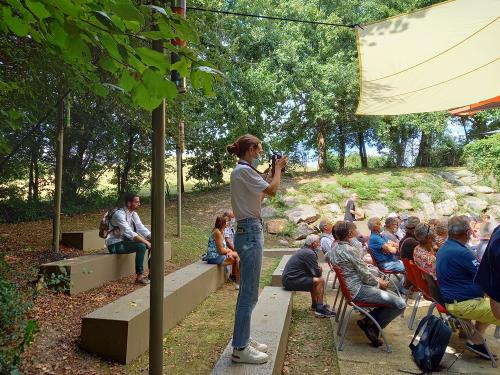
409;315;452;373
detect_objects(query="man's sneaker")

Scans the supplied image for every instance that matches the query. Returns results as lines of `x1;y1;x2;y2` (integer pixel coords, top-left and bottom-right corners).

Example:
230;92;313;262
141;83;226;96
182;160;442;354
249;338;268;353
232;345;269;364
310;303;330;311
135;277;150;285
356;319;382;347
314;305;336;318
465;342;498;360
234;283;240;290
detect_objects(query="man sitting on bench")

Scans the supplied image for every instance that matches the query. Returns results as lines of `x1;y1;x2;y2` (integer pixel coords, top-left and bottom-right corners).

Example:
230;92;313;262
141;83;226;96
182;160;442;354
282;234;335;318
106;192;151;285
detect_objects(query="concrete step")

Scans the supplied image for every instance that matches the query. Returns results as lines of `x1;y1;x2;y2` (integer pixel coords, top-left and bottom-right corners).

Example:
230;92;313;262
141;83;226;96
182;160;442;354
80;260;225;364
271;255;292;287
212;286;293;375
62;225;152;252
40;241;171;295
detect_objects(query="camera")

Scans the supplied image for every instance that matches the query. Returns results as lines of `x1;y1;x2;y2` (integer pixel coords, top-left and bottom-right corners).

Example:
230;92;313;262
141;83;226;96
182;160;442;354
270;153;285;175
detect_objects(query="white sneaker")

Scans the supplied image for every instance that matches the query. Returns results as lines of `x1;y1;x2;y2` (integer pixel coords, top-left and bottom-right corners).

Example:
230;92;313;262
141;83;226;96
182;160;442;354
232;345;269;364
234;283;240;290
249;337;268;353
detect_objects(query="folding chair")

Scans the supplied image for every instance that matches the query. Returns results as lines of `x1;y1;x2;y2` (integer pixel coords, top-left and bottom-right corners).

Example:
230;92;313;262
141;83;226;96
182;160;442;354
402;258;423;329
333;265;392;353
422;271;497;368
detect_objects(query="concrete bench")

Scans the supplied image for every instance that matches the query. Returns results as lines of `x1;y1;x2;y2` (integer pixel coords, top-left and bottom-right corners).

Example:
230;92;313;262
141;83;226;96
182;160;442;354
212;286;293;375
271;255;292;287
80;260;225;364
40;241;171;295
62;225;152;252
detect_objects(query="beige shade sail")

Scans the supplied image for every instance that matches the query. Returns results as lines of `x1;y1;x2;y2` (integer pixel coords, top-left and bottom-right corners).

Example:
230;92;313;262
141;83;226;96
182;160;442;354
355;0;500;116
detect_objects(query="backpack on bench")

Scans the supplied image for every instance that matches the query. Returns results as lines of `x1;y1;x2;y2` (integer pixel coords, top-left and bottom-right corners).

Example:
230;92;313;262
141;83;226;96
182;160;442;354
98;208;119;239
409;315;452;373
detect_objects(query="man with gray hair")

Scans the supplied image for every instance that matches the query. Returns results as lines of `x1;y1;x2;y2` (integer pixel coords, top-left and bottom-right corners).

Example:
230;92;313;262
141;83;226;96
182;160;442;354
437;215;500;359
319;219;335;256
282;234;335;317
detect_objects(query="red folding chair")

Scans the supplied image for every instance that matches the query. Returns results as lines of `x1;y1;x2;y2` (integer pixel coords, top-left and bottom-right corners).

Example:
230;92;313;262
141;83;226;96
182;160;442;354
402;258;422;329
333;265;392;353
421;271;497;368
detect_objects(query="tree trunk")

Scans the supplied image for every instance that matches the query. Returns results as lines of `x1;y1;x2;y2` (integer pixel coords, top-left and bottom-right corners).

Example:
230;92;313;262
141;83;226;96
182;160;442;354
338;123;346;170
416;131;431;167
317;120;327;172
28;148;34;201
357;131;368;168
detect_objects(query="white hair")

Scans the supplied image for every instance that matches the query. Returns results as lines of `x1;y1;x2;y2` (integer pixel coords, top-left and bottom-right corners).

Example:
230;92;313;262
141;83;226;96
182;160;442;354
304;234;320;247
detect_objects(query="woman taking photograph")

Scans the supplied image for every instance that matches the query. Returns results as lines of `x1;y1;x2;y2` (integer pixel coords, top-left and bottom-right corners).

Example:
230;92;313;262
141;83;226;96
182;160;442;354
205;216;240;288
227;134;287;365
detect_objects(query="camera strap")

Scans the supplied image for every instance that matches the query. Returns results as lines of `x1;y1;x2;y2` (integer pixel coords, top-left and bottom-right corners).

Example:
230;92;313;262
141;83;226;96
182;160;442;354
237;160;262;175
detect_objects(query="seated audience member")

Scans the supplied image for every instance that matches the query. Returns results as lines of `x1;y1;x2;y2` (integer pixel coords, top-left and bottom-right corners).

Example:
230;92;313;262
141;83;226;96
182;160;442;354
222;209;236;250
382;216;400;244
477;214;494;262
413;223;437;279
368;217;403;273
437;216;500;359
330;221;406;347
475;225;500;320
467;214;481;253
106;192;152;285
400;216;420;261
346;221;371;264
205;216;240;289
319;219;335;256
396;214;408;240
282;234;335;317
433;219;448;250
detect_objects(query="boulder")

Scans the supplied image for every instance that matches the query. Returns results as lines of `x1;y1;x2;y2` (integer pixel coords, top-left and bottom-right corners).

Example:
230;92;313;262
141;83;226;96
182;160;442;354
463;197;489;213
486;205;500;219
435;199;458;216
473;185;496;194
458;175;479;185
417;192;432;203
324;203;342;215
436;171;463;186
293;223;315;240
262;206;278;219
443;190;457;199
285;204;320;224
454;186;475;196
283;197;298;207
285;187;297;194
311;193;329;204
278;239;289;246
266;219;288;235
363;202;389;219
395;200;413;211
454;169;475;178
422;202;436;218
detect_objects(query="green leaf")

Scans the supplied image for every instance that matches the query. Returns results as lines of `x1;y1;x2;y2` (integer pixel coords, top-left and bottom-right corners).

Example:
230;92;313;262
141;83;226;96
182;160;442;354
123;20;141;32
191;69;214;96
25;0;51;20
99;55;119;73
118;70;138;92
131;84;161;110
145;4;167;16
141;30;173;40
98;33;121;61
171;57;190;78
47;0;79;17
171;17;199;44
110;14;126;32
109;0;144;24
136;47;169;72
93;10;119;31
2;7;30;36
142;69;177;100
47;21;67;49
92;83;109;97
65;36;91;61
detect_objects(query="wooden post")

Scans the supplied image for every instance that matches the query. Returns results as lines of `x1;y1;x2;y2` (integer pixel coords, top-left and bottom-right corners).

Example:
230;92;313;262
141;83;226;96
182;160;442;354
52;97;67;253
176;119;184;237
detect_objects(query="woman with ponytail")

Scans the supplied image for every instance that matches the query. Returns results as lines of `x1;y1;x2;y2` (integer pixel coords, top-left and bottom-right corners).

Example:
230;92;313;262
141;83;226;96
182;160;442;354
227;134;288;364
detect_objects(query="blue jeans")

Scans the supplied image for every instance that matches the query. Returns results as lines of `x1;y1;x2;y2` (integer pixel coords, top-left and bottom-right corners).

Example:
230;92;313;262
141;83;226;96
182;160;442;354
380;259;405;273
232;218;264;348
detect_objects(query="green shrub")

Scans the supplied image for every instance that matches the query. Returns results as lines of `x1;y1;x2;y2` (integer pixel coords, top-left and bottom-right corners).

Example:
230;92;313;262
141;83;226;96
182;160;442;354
280;222;297;237
463;134;500;187
267;193;287;209
0;276;38;374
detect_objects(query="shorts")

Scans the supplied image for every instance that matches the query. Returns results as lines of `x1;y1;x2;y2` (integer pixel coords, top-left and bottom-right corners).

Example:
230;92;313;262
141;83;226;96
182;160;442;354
206;254;228;265
446;297;500;325
282;276;313;292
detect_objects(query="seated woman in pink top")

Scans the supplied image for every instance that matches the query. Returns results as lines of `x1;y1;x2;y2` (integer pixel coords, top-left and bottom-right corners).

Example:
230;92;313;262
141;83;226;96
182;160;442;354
413;222;437;279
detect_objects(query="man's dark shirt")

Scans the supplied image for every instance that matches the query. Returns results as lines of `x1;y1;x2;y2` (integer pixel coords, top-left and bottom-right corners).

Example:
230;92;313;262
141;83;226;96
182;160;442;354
344;199;355;221
282;247;321;284
400;235;419;261
474;225;500;302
